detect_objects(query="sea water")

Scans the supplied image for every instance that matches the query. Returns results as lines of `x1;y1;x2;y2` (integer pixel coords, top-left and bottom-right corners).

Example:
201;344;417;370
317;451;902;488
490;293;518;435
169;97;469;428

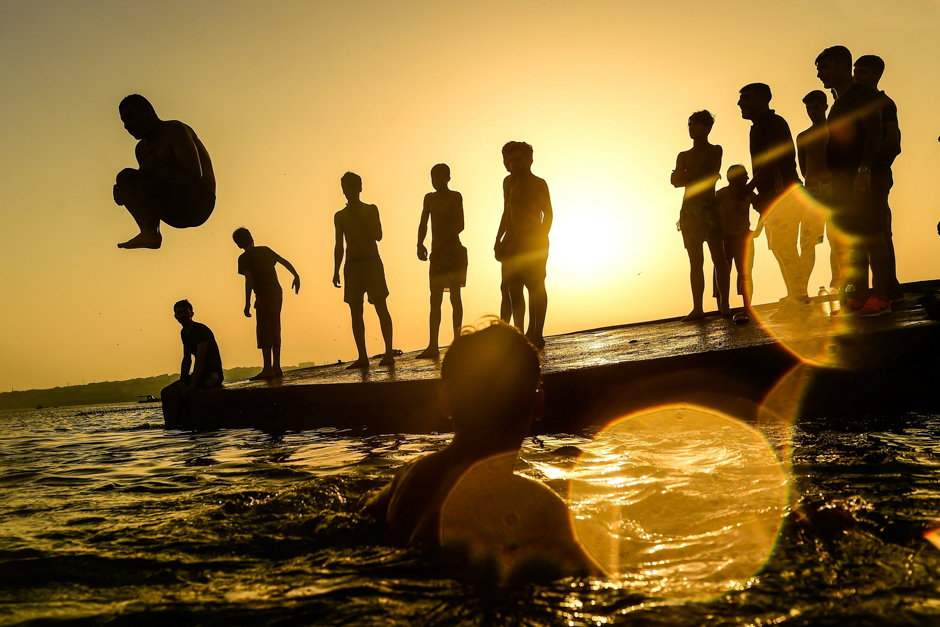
2;404;940;626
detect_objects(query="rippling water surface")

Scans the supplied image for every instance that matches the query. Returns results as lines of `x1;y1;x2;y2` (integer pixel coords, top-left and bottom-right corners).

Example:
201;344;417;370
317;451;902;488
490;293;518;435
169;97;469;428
2;405;940;626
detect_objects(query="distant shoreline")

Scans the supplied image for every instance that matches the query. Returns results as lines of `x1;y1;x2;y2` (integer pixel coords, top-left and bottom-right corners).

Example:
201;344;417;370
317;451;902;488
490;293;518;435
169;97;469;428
0;363;316;411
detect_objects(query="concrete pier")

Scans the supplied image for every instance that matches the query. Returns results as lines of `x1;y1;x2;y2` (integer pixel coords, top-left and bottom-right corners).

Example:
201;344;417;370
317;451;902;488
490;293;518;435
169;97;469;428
169;281;940;434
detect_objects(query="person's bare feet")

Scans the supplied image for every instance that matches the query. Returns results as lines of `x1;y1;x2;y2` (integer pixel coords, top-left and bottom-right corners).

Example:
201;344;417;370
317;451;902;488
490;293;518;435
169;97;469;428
415;347;439;359
379;352;396;367
273;368;283;377
250;369;276;381
118;232;162;249
526;334;545;349
682;309;706;322
346;358;370;370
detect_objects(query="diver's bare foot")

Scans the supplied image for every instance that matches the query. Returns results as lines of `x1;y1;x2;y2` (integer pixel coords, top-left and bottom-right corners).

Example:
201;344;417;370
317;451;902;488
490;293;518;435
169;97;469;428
346;358;370;370
682;309;705;322
118;233;162;249
379;353;396;367
250;369;276;381
415;347;439;359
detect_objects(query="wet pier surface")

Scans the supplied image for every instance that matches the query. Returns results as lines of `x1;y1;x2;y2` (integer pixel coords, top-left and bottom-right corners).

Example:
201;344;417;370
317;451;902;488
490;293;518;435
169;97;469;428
173;281;940;433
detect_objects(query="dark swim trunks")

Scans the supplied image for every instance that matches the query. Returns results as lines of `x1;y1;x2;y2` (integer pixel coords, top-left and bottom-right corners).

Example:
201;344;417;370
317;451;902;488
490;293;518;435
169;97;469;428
429;244;468;292
679;195;722;249
254;292;283;349
344;256;389;304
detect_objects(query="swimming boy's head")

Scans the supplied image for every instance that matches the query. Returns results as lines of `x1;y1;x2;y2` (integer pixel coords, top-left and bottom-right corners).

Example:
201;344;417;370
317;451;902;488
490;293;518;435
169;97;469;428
502;141;534;175
431;163;451;191
687;110;715;139
441;320;542;447
341;172;363;198
232;227;253;249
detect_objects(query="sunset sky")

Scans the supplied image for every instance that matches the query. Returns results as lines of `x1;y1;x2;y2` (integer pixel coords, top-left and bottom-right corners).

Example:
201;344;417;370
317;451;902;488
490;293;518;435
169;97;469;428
2;0;939;392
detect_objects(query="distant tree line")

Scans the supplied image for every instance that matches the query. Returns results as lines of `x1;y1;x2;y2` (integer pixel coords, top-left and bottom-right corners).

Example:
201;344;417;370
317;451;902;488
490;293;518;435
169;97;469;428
0;364;314;411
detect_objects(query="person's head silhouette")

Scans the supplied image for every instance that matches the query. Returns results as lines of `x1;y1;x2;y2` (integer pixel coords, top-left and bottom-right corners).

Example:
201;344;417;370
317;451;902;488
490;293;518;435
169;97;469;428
232;227;254;249
737;83;771;121
341;172;362;199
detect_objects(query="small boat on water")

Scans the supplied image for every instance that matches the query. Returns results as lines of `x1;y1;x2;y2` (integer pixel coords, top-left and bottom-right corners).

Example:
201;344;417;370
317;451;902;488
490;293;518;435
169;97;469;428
164;281;940;434
138;395;159;403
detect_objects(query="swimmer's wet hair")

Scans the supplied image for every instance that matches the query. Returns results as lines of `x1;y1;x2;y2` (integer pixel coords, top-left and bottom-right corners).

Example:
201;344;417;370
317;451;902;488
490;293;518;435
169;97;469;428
442;318;540;426
802;90;828;106
232;227;252;247
688;110;715;131
502;141;533;159
120;94;155;114
431;163;450;178
173;299;193;313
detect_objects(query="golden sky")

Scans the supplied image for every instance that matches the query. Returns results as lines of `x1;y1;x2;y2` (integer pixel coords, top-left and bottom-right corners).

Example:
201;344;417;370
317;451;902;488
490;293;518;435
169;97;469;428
2;0;939;391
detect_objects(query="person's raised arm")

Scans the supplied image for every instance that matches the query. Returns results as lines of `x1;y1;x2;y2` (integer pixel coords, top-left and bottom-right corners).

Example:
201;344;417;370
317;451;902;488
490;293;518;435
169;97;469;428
333;214;344;288
417;195;431;261
275;253;301;294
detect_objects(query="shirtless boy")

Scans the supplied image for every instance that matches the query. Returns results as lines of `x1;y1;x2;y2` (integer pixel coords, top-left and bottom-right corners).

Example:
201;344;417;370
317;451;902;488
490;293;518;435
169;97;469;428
333;172;395;368
671;110;730;321
797;90;838;293
497;142;553;347
416;164;467;359
112;95;215;249
233;228;301;380
716;165;758;315
362;321;600;585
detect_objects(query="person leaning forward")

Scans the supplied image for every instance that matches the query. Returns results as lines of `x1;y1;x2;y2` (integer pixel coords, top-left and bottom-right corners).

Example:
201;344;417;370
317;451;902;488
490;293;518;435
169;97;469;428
161;299;224;427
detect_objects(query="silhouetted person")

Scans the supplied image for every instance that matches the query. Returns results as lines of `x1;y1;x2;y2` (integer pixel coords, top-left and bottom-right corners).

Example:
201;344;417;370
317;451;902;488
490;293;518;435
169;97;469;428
715;165;758;313
416;164;467;359
362;320;600;585
233;228;301;380
161;299;223;427
816;46;890;316
495;146;523;325
855;54;903;305
797;90;842;295
737;83;808;317
333;172;395;368
498;142;552;347
671;111;730;321
112;95;215;249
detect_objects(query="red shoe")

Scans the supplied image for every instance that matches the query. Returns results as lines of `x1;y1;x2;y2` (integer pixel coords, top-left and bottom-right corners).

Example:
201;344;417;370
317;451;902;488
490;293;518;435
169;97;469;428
831;297;864;317
857;296;891;317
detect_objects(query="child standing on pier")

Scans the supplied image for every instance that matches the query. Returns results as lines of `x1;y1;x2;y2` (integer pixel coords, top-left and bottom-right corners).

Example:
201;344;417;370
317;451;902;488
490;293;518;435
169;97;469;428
416;164;467;359
332;172;395;369
715;165;758;317
232;228;301;380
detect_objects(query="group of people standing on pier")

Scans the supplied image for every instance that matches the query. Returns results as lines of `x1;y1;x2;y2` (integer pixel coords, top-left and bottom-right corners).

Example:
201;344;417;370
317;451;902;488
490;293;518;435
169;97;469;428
674;45;902;322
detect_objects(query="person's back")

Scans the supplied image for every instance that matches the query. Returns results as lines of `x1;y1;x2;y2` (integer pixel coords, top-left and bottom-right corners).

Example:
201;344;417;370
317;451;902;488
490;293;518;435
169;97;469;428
362;321;598;583
337;202;382;262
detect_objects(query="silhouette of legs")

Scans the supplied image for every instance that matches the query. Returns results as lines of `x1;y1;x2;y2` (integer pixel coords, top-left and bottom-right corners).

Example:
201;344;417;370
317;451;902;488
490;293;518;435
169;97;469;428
115;169;162;249
347;302;369;369
418;289;445;358
525;279;547;348
684;243;707;321
450;289;463;339
509;281;526;333
375;299;395;366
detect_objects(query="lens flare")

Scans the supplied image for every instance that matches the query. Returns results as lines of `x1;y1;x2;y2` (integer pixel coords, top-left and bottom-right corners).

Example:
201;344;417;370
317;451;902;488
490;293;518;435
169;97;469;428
748;185;854;369
568;404;788;600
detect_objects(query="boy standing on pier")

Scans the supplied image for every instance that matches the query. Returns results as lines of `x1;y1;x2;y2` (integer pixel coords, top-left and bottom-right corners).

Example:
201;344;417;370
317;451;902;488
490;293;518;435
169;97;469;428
416;164;467;359
715;165;758;315
671;110;730;321
233;228;301;380
362;321;599;585
333;172;395;369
